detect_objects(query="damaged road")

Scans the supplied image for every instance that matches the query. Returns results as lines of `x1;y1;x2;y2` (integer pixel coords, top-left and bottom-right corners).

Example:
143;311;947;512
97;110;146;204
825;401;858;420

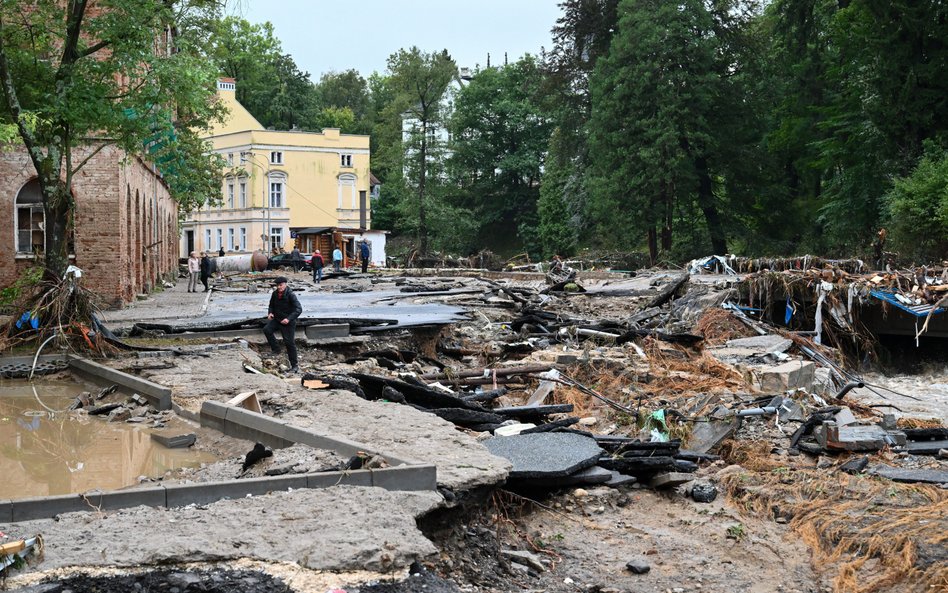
2;263;946;593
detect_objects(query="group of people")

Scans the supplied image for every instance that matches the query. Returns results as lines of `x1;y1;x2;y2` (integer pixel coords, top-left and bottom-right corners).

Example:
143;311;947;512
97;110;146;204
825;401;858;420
186;251;212;292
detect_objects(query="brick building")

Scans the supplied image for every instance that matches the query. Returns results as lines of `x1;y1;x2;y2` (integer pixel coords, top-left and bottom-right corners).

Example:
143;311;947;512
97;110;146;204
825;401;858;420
0;144;179;308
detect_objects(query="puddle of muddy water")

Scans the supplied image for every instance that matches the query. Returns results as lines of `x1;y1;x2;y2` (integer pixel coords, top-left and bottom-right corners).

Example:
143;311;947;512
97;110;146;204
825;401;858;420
0;378;217;499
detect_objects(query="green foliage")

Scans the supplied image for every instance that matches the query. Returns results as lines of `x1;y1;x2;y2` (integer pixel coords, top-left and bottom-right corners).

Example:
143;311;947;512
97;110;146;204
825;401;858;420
448;56;551;256
587;0;720;259
384;47;457;254
0;0;226;277
884;142;948;262
537;127;580;257
0;266;42;308
209;17;315;130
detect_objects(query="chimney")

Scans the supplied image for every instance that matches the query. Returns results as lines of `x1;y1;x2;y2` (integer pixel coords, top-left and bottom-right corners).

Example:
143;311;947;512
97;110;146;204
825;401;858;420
217;77;236;92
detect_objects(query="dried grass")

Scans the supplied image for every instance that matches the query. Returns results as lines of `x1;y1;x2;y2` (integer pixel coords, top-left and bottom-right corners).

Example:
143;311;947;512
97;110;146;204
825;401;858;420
720;465;948;593
696;308;756;346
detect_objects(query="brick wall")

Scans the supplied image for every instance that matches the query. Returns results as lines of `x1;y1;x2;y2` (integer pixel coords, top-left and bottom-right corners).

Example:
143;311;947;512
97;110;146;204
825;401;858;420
0;144;179;308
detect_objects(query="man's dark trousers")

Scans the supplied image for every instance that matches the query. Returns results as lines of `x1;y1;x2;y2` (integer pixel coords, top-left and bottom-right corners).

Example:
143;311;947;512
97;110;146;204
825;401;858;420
263;318;298;367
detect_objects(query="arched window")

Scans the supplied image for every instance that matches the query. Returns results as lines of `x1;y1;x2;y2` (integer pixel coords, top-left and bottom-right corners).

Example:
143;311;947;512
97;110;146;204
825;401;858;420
337;173;357;209
15;179;44;254
268;171;287;208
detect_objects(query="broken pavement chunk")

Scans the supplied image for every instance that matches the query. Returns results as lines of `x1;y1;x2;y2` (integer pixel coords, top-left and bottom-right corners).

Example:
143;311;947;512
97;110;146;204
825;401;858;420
650;472;695;489
484;433;603;479
686;417;739;454
759;360;815;392
150;432;196;449
871;466;948;484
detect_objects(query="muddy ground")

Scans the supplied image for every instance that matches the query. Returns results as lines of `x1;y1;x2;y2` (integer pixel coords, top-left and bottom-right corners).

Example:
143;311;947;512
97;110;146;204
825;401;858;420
2;268;946;593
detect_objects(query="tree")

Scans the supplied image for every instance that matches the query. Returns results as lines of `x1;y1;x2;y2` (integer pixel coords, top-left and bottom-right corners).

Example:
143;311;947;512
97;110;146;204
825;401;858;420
208;16;315;130
884;141;948;262
587;0;721;262
0;0;225;279
448;56;551;255
385;47;456;255
315;69;370;133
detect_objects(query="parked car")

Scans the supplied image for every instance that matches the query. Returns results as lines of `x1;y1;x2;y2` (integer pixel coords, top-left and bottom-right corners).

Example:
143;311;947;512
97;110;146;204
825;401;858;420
267;252;313;272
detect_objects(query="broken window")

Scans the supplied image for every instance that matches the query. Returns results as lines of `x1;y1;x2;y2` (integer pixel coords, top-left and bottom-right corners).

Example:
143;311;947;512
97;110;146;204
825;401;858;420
15;179;44;254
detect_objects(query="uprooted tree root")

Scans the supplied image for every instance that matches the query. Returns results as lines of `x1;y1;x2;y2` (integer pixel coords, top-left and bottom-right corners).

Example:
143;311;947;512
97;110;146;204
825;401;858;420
717;451;947;593
0;275;115;355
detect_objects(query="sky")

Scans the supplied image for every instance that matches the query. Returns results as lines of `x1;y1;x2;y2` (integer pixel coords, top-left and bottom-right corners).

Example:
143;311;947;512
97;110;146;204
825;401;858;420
235;0;563;80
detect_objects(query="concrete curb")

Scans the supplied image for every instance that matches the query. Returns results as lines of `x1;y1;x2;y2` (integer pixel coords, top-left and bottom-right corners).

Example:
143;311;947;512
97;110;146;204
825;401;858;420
0;399;437;523
67;356;172;410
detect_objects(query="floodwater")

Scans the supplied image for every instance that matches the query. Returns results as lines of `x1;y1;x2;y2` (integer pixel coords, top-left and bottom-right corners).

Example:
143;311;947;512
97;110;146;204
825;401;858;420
852;370;948;423
0;379;217;499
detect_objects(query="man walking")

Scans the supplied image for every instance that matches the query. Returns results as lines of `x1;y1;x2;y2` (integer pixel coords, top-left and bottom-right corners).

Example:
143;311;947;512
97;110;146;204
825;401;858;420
332;246;343;272
359;240;370;273
312;250;324;284
264;277;302;373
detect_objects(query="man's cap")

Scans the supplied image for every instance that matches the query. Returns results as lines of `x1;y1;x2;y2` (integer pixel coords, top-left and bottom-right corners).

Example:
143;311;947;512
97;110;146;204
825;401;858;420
275;276;288;284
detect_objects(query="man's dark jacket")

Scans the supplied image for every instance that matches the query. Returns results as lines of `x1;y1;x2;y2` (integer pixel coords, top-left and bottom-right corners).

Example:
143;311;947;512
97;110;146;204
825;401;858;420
268;287;303;322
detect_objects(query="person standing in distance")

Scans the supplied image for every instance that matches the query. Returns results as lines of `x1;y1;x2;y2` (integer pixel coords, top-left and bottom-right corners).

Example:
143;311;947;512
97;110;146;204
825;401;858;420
199;252;212;292
187;251;200;292
312;250;324;284
291;245;302;273
360;240;370;273
264;277;302;373
332;245;343;272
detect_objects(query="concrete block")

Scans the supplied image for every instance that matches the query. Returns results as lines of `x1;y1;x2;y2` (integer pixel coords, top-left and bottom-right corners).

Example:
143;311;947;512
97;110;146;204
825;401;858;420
834;407;858;427
11;494;89;521
650;472;696;489
370;465;438;491
82;487;167;512
68;356;172;409
303;324;350;339
224;407;290;448
164;475;308;508
199;401;229;433
306;470;373;489
284;425;382;459
150;433;196;449
759;360;815;392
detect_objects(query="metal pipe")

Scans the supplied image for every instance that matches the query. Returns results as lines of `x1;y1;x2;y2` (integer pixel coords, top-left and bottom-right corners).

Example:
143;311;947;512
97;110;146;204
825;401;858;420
834;381;864;399
29;333;58;381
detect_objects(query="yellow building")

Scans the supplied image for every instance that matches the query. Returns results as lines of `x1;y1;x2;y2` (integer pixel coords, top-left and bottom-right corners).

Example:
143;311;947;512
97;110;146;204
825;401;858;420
180;78;376;258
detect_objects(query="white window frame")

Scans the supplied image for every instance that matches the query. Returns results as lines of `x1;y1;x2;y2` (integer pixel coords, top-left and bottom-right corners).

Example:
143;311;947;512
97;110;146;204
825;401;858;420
270;151;283;165
269;227;283;252
226;178;235;209
216;228;223;250
14;182;45;254
239;227;247;250
340;153;353;168
204;229;211;250
268;172;286;208
228;227;235;251
227;152;234;166
238;177;247;208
